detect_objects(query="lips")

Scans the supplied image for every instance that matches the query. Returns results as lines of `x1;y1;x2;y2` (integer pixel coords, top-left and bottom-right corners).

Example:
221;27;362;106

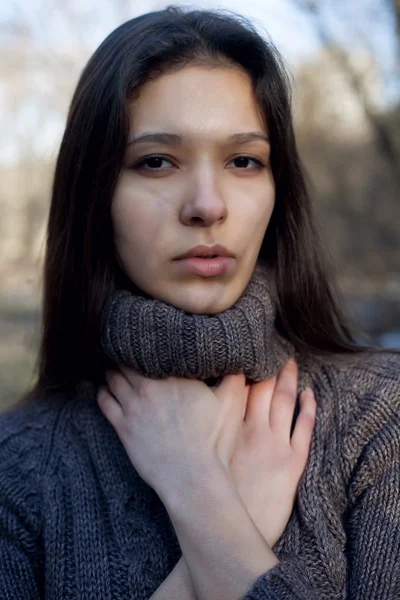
175;244;234;260
174;255;234;276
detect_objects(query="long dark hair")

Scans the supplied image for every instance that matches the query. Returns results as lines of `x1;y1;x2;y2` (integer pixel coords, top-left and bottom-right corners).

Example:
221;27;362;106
19;5;388;404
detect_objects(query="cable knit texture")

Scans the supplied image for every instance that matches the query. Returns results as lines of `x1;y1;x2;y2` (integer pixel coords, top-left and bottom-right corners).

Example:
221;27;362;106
0;263;400;599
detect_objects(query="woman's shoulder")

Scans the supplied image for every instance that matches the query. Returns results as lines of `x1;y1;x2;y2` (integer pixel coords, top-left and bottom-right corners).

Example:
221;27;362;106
334;349;400;497
299;347;399;445
325;347;399;406
336;346;400;379
302;347;399;404
0;390;81;559
0;388;81;479
304;349;400;485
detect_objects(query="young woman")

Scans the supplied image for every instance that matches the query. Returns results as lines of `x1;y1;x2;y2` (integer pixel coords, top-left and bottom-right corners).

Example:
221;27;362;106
1;6;399;599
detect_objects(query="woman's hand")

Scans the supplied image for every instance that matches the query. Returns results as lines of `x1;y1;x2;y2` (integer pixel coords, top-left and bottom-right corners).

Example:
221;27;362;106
227;358;317;549
97;366;248;501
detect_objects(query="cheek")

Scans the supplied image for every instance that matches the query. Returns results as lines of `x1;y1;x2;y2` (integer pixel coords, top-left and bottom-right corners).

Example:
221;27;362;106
111;185;164;255
237;185;275;230
261;193;275;224
255;176;275;225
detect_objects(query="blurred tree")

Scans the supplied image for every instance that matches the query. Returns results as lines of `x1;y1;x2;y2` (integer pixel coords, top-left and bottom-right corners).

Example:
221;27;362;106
294;50;399;286
292;0;400;184
394;0;400;35
0;1;129;282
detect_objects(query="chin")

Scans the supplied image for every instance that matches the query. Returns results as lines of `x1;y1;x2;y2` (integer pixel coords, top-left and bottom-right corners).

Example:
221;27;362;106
181;300;232;315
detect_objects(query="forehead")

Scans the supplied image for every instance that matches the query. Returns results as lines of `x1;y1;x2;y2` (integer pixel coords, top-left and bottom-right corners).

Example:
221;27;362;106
127;65;266;138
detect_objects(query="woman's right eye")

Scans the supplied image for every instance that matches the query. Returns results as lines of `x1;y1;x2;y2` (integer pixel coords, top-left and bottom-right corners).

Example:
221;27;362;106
134;156;173;171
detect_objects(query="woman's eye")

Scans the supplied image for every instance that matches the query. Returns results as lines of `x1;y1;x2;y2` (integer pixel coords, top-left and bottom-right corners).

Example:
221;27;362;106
135;156;173;171
228;156;265;169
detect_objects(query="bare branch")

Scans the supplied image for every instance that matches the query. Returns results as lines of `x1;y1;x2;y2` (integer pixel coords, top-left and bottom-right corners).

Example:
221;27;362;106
290;0;400;183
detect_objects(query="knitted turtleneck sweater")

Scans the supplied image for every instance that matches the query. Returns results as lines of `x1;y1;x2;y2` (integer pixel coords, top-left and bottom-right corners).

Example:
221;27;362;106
0;268;400;599
100;261;294;384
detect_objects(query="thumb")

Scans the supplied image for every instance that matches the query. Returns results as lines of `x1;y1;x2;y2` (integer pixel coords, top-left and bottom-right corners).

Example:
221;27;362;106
214;373;248;420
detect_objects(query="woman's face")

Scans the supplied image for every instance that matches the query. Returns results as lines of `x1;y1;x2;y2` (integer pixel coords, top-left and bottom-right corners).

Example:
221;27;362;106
111;64;275;314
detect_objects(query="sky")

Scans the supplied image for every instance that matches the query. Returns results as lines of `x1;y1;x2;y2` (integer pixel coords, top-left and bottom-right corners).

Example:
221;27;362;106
1;0;322;64
1;0;399;165
3;0;395;71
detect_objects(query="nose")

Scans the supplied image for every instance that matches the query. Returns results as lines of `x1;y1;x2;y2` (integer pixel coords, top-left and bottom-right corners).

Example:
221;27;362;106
180;170;227;227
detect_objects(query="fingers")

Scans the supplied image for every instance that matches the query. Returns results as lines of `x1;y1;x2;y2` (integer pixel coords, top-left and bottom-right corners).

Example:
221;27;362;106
97;385;123;426
214;373;247;420
290;388;317;458
214;373;246;398
269;358;298;437
119;364;142;387
244;375;277;427
104;368;134;410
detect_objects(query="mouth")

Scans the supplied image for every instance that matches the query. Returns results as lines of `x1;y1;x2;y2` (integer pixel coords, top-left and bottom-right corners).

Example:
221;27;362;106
174;255;234;276
174;244;235;260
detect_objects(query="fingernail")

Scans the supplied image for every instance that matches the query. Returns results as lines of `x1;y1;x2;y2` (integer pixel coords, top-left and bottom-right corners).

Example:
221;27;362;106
304;387;314;397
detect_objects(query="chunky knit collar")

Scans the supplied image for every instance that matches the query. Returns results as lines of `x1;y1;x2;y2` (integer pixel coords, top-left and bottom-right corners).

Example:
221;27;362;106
100;259;294;384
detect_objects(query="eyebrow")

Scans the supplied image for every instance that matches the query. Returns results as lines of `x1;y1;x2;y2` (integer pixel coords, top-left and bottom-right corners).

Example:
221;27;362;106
126;131;270;147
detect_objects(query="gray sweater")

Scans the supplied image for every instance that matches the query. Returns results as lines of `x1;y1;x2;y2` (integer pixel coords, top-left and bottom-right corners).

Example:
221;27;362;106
0;350;399;599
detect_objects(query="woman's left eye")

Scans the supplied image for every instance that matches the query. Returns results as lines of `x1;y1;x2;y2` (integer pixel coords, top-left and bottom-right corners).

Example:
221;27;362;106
228;156;265;169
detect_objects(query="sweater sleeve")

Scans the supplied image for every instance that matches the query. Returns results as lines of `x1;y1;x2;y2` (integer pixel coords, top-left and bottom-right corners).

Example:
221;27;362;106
0;412;43;600
343;407;400;599
240;554;318;599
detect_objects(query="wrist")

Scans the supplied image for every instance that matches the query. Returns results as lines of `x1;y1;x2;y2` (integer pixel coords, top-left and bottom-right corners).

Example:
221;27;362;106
160;457;229;514
178;556;197;592
150;556;197;599
162;460;280;600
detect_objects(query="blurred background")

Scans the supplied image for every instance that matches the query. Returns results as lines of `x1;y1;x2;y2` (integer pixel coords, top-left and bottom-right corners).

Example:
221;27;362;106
0;0;399;411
